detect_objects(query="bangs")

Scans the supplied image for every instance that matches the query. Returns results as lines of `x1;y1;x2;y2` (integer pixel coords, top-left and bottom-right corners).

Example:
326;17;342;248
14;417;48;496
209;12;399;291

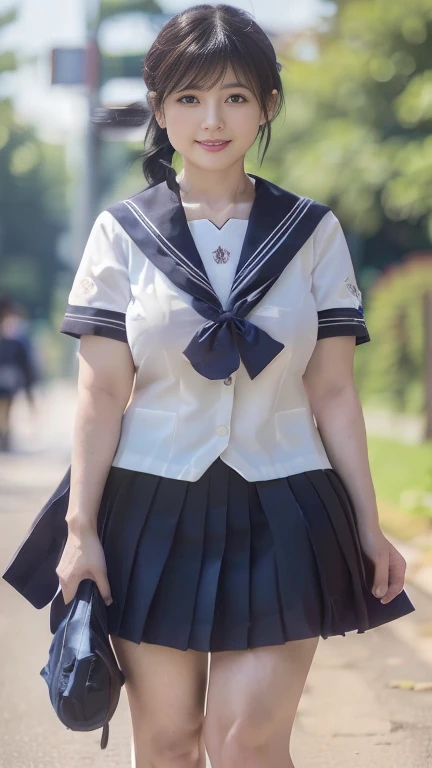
162;44;261;102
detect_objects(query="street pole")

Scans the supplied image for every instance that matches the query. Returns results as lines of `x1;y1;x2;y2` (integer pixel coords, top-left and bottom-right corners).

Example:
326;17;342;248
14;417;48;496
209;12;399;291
62;0;101;379
81;0;101;246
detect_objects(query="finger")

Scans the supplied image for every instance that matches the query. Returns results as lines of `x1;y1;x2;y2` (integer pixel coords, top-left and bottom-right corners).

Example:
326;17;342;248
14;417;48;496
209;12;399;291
93;571;113;606
59;576;79;606
372;549;390;599
380;555;406;604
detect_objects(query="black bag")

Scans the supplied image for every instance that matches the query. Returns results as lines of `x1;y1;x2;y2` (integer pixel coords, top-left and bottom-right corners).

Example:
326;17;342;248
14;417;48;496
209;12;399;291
40;577;125;749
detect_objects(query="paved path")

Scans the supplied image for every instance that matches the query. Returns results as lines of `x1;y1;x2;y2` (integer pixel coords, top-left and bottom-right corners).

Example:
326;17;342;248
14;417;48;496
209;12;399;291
1;381;432;767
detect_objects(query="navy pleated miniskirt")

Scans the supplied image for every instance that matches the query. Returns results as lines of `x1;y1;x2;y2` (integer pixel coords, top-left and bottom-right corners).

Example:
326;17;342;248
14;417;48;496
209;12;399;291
95;457;415;652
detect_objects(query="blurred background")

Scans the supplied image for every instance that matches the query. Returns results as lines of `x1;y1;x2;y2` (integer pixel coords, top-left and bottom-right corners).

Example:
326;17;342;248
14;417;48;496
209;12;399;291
1;2;432;765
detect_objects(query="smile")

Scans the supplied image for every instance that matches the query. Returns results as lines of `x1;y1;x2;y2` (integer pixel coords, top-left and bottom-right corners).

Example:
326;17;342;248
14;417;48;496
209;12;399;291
196;141;231;152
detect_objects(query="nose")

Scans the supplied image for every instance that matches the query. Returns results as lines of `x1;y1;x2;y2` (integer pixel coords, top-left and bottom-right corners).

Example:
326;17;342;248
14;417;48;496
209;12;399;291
200;102;225;132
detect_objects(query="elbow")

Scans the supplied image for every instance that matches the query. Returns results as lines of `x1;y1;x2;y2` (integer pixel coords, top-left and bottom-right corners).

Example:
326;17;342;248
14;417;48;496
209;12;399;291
77;381;133;415
309;381;359;423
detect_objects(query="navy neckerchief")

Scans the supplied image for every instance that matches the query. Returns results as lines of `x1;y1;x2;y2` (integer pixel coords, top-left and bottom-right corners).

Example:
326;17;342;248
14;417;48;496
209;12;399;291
107;173;330;380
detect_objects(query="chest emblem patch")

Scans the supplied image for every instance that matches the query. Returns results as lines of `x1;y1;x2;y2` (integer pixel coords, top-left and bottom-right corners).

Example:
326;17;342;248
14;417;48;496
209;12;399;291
212;246;231;264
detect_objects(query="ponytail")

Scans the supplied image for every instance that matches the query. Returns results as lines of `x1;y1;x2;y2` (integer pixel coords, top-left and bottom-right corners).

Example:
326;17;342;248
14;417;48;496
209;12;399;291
91;101;180;196
141;115;179;194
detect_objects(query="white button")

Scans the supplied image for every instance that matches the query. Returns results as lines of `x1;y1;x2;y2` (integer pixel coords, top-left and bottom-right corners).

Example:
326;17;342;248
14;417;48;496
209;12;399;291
223;376;232;386
216;425;229;436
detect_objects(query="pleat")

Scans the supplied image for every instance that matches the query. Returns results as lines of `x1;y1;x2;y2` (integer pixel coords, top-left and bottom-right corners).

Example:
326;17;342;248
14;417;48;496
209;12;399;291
99;467;135;546
324;470;367;582
286;472;351;637
142;470;209;650
305;470;370;633
323;468;416;629
116;473;187;644
188;459;228;651
255;479;323;640
247;483;286;647
103;469;161;638
210;466;251;650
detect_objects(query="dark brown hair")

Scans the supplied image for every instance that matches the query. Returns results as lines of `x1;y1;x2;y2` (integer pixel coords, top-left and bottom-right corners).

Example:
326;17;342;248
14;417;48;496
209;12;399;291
96;4;284;194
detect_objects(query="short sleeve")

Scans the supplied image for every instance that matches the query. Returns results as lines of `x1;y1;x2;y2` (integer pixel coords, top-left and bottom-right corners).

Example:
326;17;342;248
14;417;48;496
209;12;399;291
311;210;370;345
60;211;131;343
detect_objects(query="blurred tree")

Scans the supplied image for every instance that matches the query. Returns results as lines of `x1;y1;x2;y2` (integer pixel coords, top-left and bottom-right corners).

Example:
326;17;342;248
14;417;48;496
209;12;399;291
0;7;68;320
262;0;432;266
358;255;432;415
100;0;162;18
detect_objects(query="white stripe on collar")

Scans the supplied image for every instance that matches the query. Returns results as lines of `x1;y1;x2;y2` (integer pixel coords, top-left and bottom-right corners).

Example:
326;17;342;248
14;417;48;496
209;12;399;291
124;199;215;295
231;197;312;295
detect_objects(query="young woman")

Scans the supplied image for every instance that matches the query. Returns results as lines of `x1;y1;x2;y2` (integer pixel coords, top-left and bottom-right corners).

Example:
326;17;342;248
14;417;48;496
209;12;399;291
3;5;415;767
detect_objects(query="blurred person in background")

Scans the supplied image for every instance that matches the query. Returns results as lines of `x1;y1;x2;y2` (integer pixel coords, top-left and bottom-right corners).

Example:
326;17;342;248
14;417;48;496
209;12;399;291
0;296;39;452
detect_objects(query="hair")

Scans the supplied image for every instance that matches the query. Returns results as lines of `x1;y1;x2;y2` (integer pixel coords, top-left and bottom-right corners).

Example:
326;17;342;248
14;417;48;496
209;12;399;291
95;4;284;195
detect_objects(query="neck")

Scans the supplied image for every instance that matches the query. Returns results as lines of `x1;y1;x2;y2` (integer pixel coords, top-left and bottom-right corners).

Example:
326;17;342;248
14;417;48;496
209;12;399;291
176;160;255;213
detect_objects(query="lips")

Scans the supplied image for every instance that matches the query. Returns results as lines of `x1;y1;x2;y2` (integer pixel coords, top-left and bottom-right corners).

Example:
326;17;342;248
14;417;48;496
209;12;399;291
196;140;231;152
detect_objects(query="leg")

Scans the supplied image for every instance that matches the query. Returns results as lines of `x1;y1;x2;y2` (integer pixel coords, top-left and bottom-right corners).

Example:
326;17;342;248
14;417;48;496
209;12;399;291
110;635;209;768
0;397;12;451
204;636;320;768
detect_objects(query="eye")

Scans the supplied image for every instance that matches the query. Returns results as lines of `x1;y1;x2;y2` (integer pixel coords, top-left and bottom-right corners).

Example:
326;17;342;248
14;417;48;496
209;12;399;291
227;94;247;103
179;95;199;104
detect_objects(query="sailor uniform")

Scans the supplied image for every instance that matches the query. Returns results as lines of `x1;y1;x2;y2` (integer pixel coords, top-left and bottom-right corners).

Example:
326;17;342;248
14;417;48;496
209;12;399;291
2;173;415;650
59;174;370;482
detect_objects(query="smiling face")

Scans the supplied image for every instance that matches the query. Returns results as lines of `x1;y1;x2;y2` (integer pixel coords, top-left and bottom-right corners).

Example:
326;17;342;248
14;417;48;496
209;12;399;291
154;64;278;172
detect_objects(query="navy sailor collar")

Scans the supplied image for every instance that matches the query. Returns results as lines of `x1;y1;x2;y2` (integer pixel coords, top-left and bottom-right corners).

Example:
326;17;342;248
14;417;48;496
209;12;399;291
107;174;330;380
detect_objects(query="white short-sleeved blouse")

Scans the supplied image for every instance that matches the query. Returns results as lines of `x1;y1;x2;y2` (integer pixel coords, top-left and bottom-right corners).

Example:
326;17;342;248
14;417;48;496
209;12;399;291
60;174;370;481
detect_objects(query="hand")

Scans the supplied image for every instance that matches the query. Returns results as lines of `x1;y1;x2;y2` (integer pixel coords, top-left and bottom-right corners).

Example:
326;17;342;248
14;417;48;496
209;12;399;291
357;527;407;604
56;528;113;607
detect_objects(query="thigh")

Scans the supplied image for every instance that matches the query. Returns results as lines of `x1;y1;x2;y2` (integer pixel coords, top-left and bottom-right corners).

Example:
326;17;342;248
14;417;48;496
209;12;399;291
204;637;319;751
0;397;12;431
111;636;208;757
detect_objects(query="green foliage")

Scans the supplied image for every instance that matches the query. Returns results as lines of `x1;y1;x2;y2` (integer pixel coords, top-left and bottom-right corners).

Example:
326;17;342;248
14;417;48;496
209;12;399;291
100;0;163;22
368;435;432;522
265;0;432;242
359;256;432;412
0;11;68;321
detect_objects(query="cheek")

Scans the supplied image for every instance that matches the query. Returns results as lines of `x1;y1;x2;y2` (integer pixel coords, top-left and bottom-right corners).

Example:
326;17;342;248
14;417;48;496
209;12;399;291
231;106;262;135
165;119;190;152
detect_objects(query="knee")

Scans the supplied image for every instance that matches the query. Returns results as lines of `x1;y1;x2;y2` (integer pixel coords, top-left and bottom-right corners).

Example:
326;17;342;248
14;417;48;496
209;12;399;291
224;714;274;750
148;721;204;767
205;708;274;752
204;709;284;766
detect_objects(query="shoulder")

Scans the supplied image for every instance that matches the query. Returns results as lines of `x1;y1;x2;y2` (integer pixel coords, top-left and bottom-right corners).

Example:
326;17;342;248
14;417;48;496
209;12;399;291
260;176;331;215
257;176;332;241
91;208;134;252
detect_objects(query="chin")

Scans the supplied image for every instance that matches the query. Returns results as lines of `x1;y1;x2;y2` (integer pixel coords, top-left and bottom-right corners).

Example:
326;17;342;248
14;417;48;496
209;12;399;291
191;149;245;168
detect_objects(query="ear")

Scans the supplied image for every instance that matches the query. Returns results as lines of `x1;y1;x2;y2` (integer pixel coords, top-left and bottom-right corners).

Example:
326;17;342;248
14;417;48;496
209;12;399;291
147;90;166;129
156;111;166;129
260;89;279;126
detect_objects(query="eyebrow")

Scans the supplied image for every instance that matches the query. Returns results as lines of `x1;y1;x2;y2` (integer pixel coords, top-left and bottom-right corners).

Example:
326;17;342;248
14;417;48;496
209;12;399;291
175;81;252;93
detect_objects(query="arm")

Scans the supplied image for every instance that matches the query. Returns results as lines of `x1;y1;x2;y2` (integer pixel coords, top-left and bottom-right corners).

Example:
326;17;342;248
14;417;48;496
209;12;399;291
302;335;380;538
65;334;135;534
56;211;135;605
303;335;406;604
57;335;135;606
